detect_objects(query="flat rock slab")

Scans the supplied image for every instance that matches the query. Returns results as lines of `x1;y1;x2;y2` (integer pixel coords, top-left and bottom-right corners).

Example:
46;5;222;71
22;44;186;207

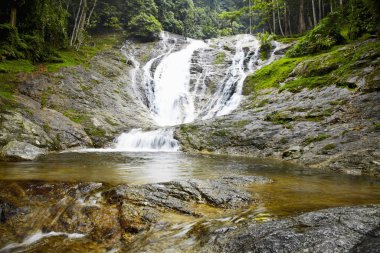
201;205;380;253
104;175;272;214
0;141;47;161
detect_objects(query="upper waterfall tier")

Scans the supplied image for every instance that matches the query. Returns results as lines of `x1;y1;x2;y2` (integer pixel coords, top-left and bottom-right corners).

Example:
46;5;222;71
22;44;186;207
126;33;282;127
152;39;208;126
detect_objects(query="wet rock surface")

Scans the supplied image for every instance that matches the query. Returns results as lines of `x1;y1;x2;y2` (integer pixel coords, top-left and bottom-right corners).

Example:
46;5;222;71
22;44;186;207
0;176;270;251
200;205;380;253
0;177;379;252
176;86;380;176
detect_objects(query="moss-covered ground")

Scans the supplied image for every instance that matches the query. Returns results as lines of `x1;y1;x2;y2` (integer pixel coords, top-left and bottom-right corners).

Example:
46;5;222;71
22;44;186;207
243;39;380;95
0;33;123;75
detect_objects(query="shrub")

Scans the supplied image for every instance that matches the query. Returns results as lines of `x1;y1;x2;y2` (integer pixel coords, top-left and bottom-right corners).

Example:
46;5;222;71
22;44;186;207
257;32;274;60
127;13;162;42
287;12;345;57
0;24;27;60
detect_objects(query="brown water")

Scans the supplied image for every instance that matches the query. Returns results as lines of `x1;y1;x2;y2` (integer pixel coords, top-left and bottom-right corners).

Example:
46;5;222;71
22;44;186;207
1;151;379;214
0;151;379;252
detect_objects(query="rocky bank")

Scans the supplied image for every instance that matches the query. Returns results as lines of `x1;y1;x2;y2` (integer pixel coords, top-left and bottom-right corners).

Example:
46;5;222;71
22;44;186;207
175;39;380;176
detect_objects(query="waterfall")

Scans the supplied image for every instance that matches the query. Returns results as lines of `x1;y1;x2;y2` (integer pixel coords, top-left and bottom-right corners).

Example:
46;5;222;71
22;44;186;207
114;129;179;152
202;35;257;119
114;33;282;152
151;39;207;126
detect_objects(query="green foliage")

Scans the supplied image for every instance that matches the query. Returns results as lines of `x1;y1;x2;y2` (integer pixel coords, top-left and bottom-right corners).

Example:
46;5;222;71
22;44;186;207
287;13;345;57
127;13;162;42
345;0;377;40
257;32;274;60
0;24;27;60
46;33;122;72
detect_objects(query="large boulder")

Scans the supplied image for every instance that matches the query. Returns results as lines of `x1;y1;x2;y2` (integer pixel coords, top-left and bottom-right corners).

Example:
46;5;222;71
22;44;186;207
201;205;380;253
0;141;47;161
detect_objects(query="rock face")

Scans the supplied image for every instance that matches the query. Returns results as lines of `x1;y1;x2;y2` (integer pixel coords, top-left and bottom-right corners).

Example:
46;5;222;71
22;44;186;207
175;39;380;176
0;141;46;161
200;205;380;253
0;40;162;151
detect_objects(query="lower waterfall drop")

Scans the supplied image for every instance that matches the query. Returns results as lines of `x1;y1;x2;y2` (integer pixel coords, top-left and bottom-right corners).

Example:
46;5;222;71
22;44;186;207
114;129;179;152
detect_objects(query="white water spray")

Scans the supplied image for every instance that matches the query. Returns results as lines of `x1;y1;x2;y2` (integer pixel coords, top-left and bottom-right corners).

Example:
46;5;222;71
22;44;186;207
114;129;179;152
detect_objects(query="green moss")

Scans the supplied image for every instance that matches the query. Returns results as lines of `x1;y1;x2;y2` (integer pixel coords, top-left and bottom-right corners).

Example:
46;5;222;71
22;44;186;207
214;52;226;65
63;109;87;124
256;98;269;107
373;122;380;130
280;76;330;93
245;39;380;95
43;123;51;133
86;127;106;138
303;134;331;145
321;143;336;153
46;33;123;72
212;129;229;137
265;111;293;125
0;59;35;74
243;57;303;95
105;117;119;126
180;124;197;133
233;120;251;127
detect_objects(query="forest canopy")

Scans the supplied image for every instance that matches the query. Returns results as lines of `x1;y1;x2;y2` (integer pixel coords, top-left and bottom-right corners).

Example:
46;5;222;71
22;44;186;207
0;0;378;63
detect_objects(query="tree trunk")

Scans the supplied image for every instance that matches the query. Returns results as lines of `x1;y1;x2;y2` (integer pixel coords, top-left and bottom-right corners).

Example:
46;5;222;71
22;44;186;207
70;0;84;46
322;0;325;17
319;0;322;21
284;3;288;36
299;0;306;33
340;0;343;5
272;0;276;34
330;0;333;12
288;5;292;35
249;0;252;35
312;0;318;27
10;6;17;27
87;0;97;26
277;1;285;36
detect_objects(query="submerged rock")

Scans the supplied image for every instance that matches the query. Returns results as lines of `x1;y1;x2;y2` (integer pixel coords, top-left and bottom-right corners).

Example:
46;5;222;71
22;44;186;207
0;141;47;161
201;205;380;253
0;176;271;250
105;176;270;214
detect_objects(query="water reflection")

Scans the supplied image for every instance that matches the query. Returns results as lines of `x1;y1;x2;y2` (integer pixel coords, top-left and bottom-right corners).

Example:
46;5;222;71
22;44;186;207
0;152;301;184
0;152;379;215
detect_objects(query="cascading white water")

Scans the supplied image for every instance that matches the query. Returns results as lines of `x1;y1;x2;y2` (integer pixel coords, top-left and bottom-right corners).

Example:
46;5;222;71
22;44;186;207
115;33;282;152
114;129;179;152
151;39;207;126
202;35;256;119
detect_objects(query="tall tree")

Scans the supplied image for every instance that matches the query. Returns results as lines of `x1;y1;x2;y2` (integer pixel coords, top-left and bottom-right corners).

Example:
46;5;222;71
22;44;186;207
299;0;306;33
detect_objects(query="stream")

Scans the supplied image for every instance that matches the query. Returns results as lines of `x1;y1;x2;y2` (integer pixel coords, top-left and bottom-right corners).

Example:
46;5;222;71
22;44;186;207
0;152;380;252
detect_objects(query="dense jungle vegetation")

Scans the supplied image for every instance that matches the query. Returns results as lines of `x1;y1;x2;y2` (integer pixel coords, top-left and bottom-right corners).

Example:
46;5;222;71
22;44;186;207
0;0;379;66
